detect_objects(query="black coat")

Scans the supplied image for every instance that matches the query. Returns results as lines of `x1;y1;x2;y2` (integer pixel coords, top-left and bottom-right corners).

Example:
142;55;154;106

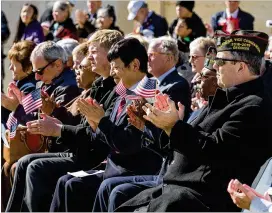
57;77;117;168
117;77;272;212
61;79;162;176
13;68;81;152
211;8;254;32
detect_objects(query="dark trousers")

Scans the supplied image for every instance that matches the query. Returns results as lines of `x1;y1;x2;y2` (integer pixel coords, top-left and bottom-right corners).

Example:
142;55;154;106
50;170;104;212
93;175;161;212
5;152;73;212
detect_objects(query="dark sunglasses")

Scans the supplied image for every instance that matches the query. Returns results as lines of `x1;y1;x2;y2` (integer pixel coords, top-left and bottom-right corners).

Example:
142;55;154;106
32;59;58;75
214;57;248;67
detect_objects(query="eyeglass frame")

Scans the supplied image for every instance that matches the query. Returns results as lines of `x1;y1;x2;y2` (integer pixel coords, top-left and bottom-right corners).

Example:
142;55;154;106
32;59;58;75
214;57;248;67
200;71;216;81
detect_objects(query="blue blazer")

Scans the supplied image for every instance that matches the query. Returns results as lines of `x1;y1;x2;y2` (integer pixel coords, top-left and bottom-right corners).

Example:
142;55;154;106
211;8;254;32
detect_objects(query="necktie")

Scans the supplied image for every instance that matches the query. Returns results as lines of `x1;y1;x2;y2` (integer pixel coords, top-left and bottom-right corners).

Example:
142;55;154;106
116;98;126;120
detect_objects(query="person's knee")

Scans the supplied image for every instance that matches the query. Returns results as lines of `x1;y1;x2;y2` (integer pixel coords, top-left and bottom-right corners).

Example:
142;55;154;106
98;178;118;195
109;184;129;202
17;154;35;171
25;159;44;181
56;175;71;189
65;178;85;193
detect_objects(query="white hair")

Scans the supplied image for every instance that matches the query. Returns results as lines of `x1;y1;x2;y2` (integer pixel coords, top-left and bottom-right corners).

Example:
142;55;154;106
30;41;67;63
149;36;179;63
57;38;79;58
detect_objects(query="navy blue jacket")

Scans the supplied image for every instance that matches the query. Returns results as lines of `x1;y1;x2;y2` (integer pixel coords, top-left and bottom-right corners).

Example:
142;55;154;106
141;11;168;38
14;68;81;127
1;73;37;126
211;8;254;32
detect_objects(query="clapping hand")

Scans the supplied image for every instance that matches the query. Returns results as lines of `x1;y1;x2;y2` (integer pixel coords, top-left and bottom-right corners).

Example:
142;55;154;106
142;97;184;136
41;90;61;115
1;83;21;111
26;113;62;137
227;179;271;210
154;93;170;111
127;98;147;131
77;98;105;130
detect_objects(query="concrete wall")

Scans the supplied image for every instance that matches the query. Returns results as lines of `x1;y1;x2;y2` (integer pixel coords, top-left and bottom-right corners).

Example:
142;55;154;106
2;1;272;90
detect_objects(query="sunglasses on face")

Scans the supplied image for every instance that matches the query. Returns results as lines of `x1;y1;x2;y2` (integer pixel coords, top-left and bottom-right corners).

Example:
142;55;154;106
32;59;58;75
214;57;247;67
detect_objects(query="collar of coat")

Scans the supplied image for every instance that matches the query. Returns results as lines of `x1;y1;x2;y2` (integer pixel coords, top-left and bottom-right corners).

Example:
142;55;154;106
208;76;263;105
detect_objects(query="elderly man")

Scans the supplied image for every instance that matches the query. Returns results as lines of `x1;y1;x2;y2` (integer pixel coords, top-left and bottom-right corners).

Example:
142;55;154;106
5;41;81;212
116;30;272;211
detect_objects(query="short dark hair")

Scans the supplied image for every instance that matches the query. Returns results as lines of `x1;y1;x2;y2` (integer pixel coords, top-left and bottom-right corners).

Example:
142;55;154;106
107;38;148;74
229;51;262;75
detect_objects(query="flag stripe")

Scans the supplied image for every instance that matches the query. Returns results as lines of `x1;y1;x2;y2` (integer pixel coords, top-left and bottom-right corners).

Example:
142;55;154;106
6;113;17;130
22;88;42;114
24;100;42;114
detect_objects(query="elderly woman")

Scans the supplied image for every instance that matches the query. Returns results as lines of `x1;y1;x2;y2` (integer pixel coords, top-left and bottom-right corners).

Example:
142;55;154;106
188;37;216;111
1;41;37;112
189;37;216;84
50;1;78;41
1;40;37;210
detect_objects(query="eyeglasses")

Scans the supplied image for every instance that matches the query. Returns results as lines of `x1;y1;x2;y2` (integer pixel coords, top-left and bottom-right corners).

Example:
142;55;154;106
148;52;172;58
189;55;205;61
200;72;216;80
32;59;58;75
78;64;90;71
214;57;248;67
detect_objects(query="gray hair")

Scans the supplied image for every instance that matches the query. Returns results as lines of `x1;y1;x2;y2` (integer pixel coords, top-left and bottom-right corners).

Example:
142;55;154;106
53;1;70;12
189;37;216;55
229;51;262;75
30;41;67;63
57;38;79;58
149;36;179;63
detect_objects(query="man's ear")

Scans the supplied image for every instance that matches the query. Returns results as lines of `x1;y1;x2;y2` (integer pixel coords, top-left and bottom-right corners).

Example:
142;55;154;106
238;62;246;72
55;59;63;69
132;58;140;72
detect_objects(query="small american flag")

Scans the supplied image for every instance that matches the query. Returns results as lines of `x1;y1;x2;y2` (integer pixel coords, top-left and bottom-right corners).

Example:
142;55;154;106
6;113;17;130
133;77;157;98
22;88;42;114
126;89;142;100
115;81;126;98
9;123;17;139
116;81;141;100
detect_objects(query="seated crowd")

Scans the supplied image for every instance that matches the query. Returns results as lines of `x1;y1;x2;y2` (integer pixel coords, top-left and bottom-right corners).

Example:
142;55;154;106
1;0;272;212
